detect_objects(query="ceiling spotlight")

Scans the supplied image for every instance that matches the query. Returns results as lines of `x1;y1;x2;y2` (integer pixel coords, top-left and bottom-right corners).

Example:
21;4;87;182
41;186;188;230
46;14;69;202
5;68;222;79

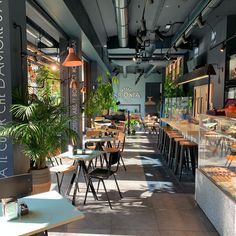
165;24;171;30
181;35;188;44
220;43;226;52
196;15;204;29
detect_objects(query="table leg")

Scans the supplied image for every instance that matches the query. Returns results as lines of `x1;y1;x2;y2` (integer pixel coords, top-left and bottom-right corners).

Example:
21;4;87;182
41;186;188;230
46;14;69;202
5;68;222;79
66;161;80;196
80;161;98;201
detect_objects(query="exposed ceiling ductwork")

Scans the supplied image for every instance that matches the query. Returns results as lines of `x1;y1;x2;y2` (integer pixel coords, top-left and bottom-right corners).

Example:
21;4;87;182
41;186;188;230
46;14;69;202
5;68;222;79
113;0;129;48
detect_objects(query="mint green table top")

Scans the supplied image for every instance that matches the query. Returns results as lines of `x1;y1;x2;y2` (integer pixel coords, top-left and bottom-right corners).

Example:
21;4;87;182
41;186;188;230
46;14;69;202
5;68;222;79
0;191;84;236
58;149;104;161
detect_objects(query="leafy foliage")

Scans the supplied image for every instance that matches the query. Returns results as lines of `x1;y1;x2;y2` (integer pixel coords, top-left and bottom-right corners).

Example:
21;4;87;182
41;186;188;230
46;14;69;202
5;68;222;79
164;76;184;98
0;97;78;169
84;73;119;117
163;77;176;98
34;65;60;100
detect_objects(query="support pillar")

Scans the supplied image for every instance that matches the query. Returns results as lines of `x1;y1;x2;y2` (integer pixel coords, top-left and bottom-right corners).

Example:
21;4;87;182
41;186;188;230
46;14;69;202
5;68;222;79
0;0;27;177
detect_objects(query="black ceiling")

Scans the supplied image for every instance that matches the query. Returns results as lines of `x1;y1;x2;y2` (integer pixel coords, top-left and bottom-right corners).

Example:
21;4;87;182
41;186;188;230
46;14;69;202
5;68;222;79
26;0;236;75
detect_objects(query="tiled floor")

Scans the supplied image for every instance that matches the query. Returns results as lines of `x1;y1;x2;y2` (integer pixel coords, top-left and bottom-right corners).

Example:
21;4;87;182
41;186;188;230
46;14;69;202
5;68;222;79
49;132;218;236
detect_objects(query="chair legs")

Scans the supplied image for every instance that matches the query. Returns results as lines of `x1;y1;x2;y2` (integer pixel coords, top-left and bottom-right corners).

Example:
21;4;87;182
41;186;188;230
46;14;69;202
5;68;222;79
84;176;122;209
55;173;64;194
84;178;91;205
101;179;112;209
120;155;127;171
113;174;122;198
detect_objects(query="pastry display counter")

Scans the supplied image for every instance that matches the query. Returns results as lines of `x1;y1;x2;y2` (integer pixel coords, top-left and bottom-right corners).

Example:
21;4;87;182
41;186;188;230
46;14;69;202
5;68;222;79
196;114;236;236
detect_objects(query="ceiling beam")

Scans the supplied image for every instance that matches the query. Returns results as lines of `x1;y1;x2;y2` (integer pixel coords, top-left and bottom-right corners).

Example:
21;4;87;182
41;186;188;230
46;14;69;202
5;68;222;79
27;0;69;40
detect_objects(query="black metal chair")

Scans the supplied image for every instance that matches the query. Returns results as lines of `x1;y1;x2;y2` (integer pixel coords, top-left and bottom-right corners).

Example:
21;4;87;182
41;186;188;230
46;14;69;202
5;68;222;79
84;151;122;209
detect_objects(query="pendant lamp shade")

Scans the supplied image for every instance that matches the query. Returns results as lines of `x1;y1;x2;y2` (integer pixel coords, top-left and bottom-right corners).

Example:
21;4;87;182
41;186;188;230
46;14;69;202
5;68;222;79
145;96;156;106
62;48;83;67
80;86;87;94
69;78;78;89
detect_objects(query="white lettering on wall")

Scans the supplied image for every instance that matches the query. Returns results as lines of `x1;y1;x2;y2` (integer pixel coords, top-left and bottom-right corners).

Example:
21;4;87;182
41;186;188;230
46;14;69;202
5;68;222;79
118;87;141;98
0;168;7;177
0;1;9;176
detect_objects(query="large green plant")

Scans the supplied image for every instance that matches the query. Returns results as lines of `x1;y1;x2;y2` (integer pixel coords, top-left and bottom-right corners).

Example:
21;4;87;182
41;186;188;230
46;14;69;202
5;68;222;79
33;65;60;100
85;72;118;117
0;97;78;170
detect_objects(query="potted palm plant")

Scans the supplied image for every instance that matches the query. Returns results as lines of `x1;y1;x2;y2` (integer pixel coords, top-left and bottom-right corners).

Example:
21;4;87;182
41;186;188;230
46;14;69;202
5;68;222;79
0;95;78;194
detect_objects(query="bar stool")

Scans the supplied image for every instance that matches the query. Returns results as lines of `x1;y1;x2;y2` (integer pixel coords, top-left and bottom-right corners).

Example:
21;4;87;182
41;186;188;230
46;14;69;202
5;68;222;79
162;130;178;162
167;133;183;167
170;136;187;170
160;127;172;155
178;140;198;181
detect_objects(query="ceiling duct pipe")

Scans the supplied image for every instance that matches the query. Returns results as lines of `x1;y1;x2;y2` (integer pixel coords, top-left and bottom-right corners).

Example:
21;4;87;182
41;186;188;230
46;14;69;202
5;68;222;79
113;0;129;48
172;0;222;48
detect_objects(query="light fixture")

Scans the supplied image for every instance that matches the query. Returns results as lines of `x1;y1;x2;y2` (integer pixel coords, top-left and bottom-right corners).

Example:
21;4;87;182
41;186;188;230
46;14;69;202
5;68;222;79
50;64;58;71
165;24;171;30
145;96;156;106
181;35;188;44
196;15;204;29
220;43;226;52
62;47;83;67
69;78;78;89
80;86;86;94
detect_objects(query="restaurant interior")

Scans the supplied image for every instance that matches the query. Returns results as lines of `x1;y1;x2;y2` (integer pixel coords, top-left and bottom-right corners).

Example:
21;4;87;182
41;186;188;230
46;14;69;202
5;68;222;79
1;0;236;235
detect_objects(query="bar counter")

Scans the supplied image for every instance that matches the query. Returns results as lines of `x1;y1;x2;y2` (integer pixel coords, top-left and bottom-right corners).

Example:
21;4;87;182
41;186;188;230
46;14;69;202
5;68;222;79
161;118;199;141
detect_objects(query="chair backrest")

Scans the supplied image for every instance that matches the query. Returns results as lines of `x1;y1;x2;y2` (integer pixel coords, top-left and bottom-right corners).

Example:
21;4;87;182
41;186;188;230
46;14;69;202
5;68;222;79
86;130;101;137
0;173;32;199
108;151;120;173
117;132;125;152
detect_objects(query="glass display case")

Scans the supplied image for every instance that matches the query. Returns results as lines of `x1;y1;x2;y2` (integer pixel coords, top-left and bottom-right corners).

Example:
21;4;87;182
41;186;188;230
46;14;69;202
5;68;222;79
199;114;236;201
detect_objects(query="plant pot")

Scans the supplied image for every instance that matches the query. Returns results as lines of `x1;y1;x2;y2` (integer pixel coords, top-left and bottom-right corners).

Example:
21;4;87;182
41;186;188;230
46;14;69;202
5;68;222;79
30;167;51;194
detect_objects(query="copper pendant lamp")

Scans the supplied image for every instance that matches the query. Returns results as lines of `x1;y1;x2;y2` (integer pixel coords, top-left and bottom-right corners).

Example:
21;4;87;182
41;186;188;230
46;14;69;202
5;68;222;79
80;86;87;94
62;48;84;67
69;78;78;89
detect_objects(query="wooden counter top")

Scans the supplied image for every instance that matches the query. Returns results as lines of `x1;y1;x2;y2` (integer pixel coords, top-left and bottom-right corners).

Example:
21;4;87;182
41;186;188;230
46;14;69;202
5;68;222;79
161;118;199;138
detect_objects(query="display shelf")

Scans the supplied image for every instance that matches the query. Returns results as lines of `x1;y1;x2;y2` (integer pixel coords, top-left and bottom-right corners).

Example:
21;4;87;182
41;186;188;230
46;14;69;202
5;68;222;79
196;114;236;236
